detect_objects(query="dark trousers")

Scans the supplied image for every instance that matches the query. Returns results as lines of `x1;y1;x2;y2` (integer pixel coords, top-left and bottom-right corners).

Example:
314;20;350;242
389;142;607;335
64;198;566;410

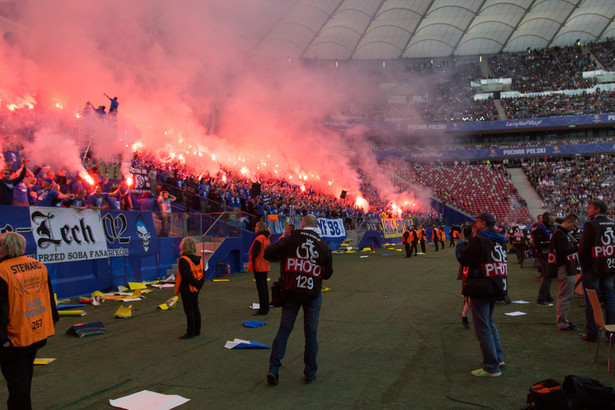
434;239;439;251
160;214;171;237
180;290;201;336
420;240;426;253
514;244;525;265
1;342;42;410
411;242;418;255
269;294;322;380
404;243;412;257
536;255;553;303
254;271;270;314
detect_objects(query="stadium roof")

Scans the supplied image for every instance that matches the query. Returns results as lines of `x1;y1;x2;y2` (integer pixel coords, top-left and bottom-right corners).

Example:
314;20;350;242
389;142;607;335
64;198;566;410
257;0;615;60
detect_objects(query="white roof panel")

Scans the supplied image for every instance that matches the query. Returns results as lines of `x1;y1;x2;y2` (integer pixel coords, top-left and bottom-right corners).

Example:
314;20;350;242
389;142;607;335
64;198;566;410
258;0;615;59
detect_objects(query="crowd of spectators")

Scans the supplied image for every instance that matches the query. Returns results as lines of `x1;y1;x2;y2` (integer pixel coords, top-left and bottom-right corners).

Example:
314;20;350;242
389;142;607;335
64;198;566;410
588;37;615;71
333;39;615;123
4;38;615;232
488;44;596;93
501;89;615;119
523;153;615;219
2;135;444;233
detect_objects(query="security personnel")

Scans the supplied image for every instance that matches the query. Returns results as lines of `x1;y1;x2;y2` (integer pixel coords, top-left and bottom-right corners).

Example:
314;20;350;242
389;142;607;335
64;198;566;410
534;212;556;306
402;226;412;258
249;221;271;315
0;232;58;409
411;226;419;256
511;224;529;268
419;226;427;253
579;200;615;342
449;228;458;248
457;212;507;377
439;226;446;249
175;236;205;339
547;214;580;331
432;225;440;251
264;214;333;385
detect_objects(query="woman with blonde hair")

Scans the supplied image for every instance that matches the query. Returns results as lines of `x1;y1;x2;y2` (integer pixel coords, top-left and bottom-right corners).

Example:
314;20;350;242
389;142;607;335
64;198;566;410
175;237;205;339
0;232;59;408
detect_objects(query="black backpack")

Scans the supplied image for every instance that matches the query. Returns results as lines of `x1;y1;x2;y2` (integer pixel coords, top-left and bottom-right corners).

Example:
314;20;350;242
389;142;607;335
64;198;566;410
563;374;615;409
527;378;568;410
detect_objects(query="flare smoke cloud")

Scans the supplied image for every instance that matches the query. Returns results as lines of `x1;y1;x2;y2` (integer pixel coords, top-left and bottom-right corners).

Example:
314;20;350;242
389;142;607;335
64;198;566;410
0;0;429;210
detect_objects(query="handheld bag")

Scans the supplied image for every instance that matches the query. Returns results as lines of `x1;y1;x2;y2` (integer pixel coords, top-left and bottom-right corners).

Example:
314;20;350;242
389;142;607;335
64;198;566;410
270;279;286;307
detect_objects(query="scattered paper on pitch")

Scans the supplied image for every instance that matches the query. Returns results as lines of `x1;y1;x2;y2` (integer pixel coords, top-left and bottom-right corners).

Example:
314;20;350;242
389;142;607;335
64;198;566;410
115;305;132;318
505;311;527;316
251;303;260;310
109;390;189;410
360;255;369;259
224;338;270;349
157;296;179;310
151;283;175;289
34;358;56;365
59;310;86;317
511;300;530;304
243;320;266;328
57;304;87;309
128;282;147;290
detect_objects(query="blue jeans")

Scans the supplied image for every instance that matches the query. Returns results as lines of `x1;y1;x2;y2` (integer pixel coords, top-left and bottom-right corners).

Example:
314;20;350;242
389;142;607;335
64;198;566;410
470;297;503;373
269;293;322;380
582;271;615;339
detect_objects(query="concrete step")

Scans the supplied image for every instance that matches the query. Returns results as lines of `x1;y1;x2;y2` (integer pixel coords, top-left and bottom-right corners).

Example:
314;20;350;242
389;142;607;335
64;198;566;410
508;167;547;219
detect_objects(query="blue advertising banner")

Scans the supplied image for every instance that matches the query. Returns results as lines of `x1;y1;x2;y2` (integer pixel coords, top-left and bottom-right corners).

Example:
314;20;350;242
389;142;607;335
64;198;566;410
376;142;615;161
326;112;615;134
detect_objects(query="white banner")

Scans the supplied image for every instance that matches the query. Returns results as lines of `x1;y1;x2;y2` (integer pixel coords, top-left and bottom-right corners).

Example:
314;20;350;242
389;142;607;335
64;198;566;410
29;207;109;263
317;218;346;240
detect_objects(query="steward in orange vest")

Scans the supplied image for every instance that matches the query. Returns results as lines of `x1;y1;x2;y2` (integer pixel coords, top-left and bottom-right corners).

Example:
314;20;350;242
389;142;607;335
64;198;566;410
450;228;459;247
250;221;271;315
175;255;204;294
402;226;412;258
0;256;56;348
0;232;58;409
433;226;441;251
419;226;427;253
175;237;205;339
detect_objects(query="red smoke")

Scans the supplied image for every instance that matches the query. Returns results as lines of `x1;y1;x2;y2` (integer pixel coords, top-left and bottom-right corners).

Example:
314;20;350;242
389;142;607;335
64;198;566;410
0;1;430;212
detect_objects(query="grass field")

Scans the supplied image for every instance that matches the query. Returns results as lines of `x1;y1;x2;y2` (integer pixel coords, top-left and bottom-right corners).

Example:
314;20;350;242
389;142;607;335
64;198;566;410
4;243;614;409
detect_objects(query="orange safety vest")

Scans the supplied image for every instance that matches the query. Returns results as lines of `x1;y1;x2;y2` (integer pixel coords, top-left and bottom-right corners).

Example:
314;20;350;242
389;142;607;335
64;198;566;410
420;229;426;241
249;234;270;272
440;229;446;241
0;256;55;347
433;228;440;241
175;256;204;294
402;229;411;244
